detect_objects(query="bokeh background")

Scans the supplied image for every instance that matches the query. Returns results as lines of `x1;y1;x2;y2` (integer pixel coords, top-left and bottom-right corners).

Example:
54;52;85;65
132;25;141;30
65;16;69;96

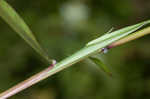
0;0;150;99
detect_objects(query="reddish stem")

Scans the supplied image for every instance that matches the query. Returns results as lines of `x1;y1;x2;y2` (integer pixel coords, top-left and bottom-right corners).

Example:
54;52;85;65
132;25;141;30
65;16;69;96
0;63;55;99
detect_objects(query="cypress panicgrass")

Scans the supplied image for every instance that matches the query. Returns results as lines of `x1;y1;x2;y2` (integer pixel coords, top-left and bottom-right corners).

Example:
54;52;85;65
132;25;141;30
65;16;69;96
0;0;150;98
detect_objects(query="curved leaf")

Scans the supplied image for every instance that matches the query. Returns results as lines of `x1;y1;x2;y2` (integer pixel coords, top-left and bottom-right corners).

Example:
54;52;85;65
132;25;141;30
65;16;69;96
0;0;51;63
89;57;112;76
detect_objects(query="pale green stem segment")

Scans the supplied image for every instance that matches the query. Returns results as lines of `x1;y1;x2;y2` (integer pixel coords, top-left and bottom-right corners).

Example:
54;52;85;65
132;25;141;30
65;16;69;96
109;26;150;47
0;0;51;63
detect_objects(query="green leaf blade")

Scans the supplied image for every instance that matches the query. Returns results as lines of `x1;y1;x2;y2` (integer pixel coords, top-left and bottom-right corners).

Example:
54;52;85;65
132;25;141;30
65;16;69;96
0;0;51;63
89;57;112;76
86;20;150;46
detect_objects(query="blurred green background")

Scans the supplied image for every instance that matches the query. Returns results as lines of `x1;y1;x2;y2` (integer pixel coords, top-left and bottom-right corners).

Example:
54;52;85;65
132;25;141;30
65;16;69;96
0;0;150;99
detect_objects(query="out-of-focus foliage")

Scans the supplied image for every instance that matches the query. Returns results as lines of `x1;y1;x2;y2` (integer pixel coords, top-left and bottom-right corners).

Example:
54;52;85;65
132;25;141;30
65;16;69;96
0;0;150;99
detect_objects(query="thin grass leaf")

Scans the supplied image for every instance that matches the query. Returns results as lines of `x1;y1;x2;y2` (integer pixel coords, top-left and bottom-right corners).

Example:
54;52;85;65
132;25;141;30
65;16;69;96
89;57;112;76
86;20;150;46
48;20;150;70
0;0;51;63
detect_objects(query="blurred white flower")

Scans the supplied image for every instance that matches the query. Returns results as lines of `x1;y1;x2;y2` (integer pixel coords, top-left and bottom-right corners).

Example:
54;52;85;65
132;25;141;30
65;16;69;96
60;1;89;27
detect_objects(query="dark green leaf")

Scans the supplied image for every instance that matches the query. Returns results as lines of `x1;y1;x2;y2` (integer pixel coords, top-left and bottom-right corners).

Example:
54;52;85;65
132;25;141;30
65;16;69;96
89;57;112;76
